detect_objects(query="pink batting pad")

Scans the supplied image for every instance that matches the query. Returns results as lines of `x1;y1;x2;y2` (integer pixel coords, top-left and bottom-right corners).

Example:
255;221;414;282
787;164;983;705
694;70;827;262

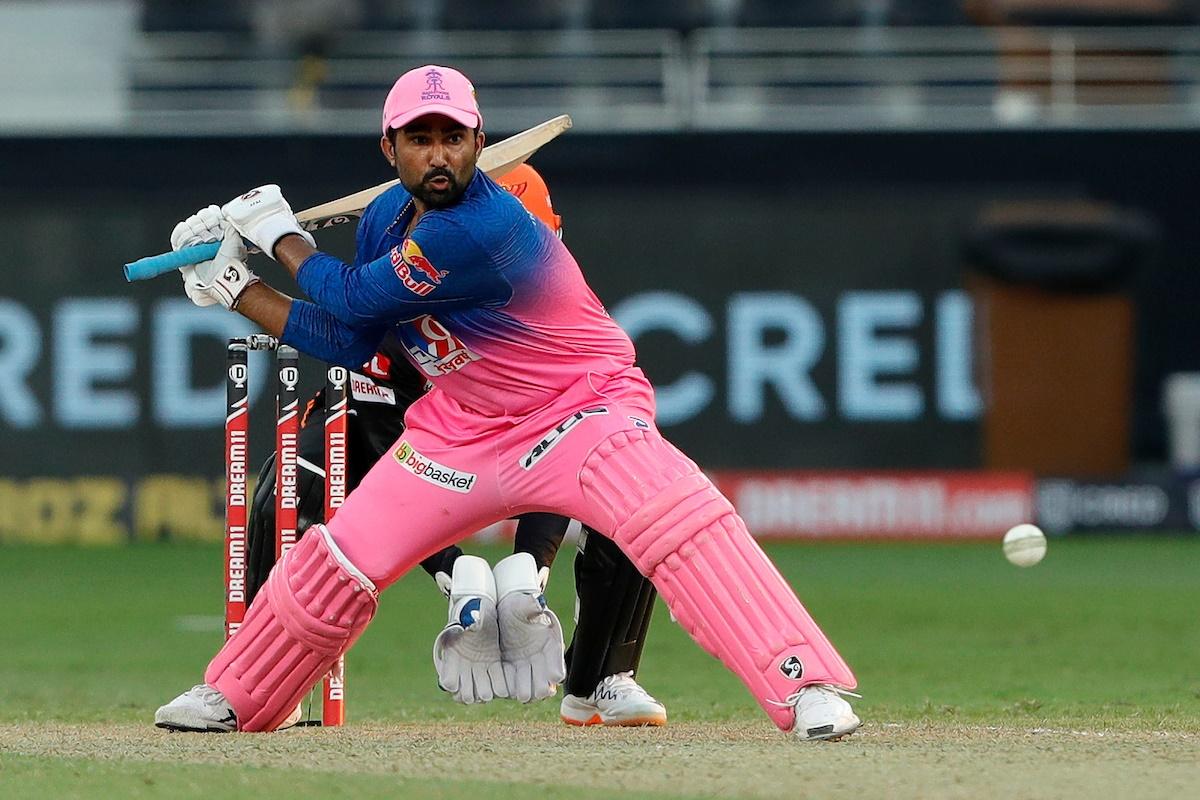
579;429;856;731
206;525;378;731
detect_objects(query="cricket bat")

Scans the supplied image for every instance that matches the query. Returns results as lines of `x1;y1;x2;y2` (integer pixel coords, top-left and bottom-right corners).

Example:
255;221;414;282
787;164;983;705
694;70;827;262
124;114;572;281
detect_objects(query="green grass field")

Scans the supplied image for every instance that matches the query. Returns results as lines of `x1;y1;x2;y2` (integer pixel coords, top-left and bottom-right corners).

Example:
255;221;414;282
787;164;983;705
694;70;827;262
2;538;1198;798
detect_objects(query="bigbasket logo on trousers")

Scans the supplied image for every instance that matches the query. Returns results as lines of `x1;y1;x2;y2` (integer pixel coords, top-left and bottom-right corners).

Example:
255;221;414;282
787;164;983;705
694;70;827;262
394;441;478;493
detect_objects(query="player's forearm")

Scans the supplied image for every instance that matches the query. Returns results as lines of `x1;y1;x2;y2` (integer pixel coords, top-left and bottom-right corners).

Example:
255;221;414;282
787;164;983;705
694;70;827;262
296;247;510;328
281;298;388;368
239;283;383;367
274;233;318;279
233;282;293;336
271;234;394;328
294;250;418;326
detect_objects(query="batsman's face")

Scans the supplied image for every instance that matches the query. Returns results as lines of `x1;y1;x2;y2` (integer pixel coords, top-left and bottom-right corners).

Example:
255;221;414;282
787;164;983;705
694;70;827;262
383;115;484;210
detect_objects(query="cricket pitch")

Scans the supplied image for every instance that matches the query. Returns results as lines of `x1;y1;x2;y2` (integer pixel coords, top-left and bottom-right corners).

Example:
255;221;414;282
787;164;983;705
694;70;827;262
1;721;1195;800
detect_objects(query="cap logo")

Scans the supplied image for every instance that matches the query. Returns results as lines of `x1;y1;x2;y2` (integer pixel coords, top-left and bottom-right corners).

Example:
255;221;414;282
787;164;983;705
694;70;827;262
422;68;451;102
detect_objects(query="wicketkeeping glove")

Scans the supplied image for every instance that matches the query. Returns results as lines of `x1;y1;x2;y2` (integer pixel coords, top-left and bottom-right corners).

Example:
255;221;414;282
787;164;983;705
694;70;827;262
432;555;509;704
222;184;315;260
494;553;566;704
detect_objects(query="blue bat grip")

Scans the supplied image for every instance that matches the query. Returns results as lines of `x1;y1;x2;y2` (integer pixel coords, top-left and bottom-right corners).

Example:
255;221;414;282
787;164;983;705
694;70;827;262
123;242;221;282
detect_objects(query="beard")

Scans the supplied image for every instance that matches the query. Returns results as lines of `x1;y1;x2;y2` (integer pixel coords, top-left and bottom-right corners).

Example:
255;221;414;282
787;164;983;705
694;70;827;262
406;167;467;209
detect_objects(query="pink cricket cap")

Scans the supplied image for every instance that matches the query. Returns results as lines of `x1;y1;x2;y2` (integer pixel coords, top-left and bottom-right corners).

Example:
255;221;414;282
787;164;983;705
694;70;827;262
381;65;482;134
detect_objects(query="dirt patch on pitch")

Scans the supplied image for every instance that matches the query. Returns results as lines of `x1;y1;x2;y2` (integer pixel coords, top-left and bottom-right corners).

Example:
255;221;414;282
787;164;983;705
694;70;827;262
1;721;1196;799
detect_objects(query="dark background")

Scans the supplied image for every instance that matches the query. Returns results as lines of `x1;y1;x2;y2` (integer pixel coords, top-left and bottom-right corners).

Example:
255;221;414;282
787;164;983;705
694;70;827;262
2;130;1196;476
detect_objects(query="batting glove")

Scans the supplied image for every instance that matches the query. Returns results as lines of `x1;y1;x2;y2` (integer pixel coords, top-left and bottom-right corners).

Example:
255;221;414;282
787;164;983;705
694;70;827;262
172;206;259;310
222;184;315;260
433;555;509;704
170;204;225;252
494;553;566;704
179;226;258;310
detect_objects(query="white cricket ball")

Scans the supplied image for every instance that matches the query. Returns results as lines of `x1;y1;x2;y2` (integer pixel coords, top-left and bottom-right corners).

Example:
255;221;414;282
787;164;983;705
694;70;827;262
1002;523;1047;567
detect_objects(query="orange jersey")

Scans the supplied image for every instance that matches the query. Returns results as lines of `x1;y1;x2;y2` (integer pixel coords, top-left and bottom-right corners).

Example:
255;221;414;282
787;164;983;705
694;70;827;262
496;162;562;236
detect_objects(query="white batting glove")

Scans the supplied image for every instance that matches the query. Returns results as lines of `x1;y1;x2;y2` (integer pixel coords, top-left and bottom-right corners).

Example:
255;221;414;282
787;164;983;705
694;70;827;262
179;226;259;310
494;553;566;704
171;204;225;252
222;184;315;260
432;555;508;704
171;205;258;309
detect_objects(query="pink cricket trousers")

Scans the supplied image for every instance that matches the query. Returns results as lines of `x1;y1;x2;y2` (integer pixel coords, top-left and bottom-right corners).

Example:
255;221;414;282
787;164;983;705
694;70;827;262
328;368;659;588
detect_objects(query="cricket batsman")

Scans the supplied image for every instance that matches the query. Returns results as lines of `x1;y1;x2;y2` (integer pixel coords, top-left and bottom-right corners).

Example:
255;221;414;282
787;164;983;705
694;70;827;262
154;64;861;740
242;163;665;724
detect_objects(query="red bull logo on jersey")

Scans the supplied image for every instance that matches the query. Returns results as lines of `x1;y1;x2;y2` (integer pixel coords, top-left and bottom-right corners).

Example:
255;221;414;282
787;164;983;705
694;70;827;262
394;441;477;493
391;239;448;296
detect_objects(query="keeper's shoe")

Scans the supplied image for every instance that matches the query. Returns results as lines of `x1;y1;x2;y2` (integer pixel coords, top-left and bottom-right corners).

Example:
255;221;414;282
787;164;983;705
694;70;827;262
154;684;237;732
560;671;667;727
788;684;861;741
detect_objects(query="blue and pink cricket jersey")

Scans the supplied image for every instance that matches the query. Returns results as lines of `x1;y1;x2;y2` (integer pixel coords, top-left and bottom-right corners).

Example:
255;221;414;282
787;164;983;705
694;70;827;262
283;169;638;419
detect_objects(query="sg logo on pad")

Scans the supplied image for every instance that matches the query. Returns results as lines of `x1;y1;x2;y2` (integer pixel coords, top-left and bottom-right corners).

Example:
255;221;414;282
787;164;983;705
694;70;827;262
779;656;804;681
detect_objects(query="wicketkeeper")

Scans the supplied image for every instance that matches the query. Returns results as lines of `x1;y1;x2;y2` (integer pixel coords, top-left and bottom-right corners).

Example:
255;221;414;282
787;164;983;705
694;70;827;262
155;64;860;740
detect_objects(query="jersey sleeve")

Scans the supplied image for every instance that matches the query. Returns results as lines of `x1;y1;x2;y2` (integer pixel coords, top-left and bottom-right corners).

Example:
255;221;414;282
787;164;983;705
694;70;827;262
295;213;512;326
282;299;389;368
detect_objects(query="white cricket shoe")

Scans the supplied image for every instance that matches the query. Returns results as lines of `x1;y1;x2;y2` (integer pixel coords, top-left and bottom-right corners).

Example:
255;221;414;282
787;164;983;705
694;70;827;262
560;671;667;727
154;684;237;732
275;703;303;731
789;684;861;741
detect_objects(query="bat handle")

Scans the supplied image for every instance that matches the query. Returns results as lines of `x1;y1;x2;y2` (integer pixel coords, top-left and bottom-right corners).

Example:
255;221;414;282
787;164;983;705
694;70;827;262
123;242;220;282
